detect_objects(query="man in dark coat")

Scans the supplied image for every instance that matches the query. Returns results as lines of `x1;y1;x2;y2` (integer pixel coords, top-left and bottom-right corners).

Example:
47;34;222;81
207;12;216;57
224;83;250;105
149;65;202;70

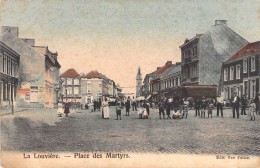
232;93;240;118
64;102;70;117
125;97;131;116
241;95;247;115
195;99;201;116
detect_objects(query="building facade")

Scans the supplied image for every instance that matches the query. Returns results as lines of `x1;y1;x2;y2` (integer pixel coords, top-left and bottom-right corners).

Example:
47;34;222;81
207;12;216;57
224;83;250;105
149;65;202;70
59;69;81;109
150;61;174;102
180;20;248;88
1;26;61;108
159;62;182;100
222;41;260;101
81;70;103;104
0;41;20;107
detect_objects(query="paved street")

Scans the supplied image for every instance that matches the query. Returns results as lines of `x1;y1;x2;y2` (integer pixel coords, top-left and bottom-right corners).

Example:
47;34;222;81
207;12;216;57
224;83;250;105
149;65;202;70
1;107;259;155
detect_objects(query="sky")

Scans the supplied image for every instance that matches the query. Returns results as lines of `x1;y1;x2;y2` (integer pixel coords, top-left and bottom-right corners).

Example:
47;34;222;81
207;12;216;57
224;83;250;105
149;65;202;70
0;0;259;94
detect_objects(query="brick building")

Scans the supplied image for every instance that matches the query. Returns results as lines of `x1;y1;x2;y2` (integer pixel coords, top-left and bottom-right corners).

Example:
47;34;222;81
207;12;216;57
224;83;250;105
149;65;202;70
222;41;260;101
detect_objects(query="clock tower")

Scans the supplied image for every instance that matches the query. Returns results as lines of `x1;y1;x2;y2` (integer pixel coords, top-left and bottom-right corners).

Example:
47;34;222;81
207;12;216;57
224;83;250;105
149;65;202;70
136;67;143;97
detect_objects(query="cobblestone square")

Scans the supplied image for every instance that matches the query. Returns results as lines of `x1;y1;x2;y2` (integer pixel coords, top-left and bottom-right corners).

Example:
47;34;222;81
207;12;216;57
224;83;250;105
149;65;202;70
1;107;260;155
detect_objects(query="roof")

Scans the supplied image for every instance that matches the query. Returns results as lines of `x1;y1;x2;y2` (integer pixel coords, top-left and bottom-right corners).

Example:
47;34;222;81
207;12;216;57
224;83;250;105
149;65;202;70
163;64;181;76
154;63;175;74
84;70;103;79
59;68;80;78
225;41;260;62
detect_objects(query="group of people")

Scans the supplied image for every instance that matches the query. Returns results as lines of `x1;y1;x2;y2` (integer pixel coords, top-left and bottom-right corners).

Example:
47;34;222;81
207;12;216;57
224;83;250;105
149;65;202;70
158;98;189;120
57;93;259;122
230;93;258;121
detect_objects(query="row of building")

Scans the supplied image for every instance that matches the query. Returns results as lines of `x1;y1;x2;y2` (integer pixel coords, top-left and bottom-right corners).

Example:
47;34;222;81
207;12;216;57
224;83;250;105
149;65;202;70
138;20;259;103
59;68;123;108
0;26;61;109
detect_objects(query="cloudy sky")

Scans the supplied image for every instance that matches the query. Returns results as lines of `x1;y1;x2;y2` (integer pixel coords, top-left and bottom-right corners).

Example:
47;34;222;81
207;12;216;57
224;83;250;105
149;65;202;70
1;0;259;94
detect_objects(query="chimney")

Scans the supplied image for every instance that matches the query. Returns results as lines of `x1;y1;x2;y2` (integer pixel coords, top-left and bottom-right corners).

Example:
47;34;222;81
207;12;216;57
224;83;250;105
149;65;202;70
165;61;172;65
157;67;161;70
1;26;19;37
20;38;35;46
215;20;227;25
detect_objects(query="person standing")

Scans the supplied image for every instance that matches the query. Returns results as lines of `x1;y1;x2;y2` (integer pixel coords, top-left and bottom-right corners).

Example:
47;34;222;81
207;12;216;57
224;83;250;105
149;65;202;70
132;96;137;111
97;98;101;111
232;93;240;118
64;102;70;117
125;96;131;116
158;101;165;119
216;96;224;117
195;99;201;116
241;95;247;115
200;97;207;118
166;99;171;119
116;101;121;120
255;94;259;115
103;98;109;119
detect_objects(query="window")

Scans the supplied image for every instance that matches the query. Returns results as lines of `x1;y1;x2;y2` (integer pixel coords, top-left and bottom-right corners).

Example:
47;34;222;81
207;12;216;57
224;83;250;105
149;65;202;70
67;78;72;85
193;46;197;57
243;59;247;73
3;56;7;74
74;79;79;85
251;56;255;72
224;68;228;81
74;87;79;95
67;87;72;95
236;65;240;80
250;80;256;99
230;66;234;80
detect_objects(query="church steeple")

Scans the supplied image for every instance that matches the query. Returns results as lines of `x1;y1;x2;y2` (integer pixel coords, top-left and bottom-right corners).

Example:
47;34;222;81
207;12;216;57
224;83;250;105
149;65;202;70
136;66;142;80
136;66;143;97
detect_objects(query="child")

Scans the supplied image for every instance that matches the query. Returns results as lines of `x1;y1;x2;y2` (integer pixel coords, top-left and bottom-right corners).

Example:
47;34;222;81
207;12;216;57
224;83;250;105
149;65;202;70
138;106;144;119
248;100;256;121
208;103;214;119
116;102;121;120
143;107;148;119
159;102;165;119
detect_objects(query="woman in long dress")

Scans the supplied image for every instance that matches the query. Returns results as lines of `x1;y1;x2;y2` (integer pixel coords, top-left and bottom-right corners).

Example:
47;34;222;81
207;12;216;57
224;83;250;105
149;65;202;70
103;98;110;119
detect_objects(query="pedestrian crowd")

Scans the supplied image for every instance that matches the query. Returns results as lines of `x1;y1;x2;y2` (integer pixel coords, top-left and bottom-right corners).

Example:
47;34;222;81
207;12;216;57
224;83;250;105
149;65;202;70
56;93;259;121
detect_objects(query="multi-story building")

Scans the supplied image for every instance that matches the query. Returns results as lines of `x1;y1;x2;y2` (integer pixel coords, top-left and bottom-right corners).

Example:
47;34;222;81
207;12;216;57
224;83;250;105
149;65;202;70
136;66;142;97
81;70;103;104
1;26;61;108
59;68;81;109
150;61;174;102
33;46;61;108
180;20;248;88
0;41;20;107
143;71;158;99
159;62;181;99
222;41;260;101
